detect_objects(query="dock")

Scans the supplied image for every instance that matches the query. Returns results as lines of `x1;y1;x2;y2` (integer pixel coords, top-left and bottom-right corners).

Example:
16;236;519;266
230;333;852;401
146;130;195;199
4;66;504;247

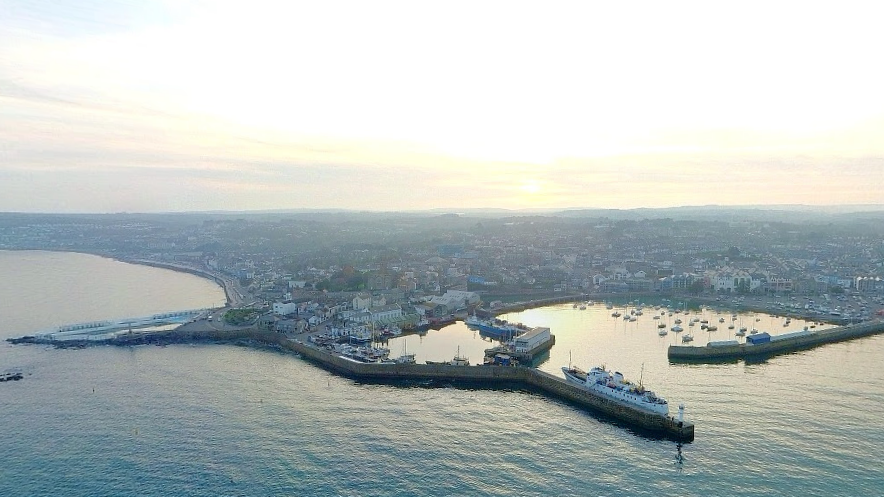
668;320;884;362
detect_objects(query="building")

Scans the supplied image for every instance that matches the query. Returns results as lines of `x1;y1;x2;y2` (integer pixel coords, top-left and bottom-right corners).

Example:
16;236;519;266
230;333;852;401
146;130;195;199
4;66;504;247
353;293;371;311
272;301;298;316
513;327;551;353
428;290;480;310
709;270;760;292
349;304;403;324
767;278;793;293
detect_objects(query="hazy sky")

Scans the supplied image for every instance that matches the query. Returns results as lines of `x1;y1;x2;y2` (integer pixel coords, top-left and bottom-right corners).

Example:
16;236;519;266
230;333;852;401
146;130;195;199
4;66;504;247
2;1;883;213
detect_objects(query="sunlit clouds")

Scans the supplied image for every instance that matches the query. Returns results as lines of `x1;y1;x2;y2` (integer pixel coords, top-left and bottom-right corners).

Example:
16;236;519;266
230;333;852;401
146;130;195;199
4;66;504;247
2;1;884;212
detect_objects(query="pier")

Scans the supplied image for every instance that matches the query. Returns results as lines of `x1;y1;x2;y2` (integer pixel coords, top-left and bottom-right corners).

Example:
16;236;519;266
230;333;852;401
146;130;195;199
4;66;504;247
32;310;207;340
276;332;692;441
668;320;884;362
10;327;693;442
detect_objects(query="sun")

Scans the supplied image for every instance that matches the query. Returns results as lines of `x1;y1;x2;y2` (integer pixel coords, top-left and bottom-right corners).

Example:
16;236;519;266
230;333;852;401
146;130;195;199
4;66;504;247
520;180;542;195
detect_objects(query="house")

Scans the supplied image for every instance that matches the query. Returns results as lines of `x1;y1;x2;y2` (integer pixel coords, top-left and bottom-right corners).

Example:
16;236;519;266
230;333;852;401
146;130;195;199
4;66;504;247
353;292;371;311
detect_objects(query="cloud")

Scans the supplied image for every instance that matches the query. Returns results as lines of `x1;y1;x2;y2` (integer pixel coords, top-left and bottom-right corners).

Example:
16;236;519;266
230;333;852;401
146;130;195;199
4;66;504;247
2;1;884;212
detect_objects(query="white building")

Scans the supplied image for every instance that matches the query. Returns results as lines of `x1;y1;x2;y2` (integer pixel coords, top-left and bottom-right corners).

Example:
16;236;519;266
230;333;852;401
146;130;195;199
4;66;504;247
513;327;551;353
353;293;371;311
272;301;298;316
350;304;403;324
710;270;760;292
428;290;480;310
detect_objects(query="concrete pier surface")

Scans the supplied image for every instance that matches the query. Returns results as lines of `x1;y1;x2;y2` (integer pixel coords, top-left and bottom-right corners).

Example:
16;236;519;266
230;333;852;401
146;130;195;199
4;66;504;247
668;320;884;362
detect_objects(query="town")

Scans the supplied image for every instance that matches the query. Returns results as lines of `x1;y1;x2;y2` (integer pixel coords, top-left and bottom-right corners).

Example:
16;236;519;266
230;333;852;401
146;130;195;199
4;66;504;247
2;206;883;334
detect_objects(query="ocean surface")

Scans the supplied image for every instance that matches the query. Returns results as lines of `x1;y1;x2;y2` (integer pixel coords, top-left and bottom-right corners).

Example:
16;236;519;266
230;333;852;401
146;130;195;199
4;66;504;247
2;251;883;496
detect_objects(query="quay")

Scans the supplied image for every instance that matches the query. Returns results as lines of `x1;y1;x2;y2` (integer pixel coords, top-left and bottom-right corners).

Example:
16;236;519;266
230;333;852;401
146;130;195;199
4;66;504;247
8;328;694;442
668;320;884;362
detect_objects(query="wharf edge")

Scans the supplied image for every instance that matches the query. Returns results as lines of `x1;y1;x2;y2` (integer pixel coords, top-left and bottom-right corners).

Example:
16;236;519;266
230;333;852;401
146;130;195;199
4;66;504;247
8;328;694;442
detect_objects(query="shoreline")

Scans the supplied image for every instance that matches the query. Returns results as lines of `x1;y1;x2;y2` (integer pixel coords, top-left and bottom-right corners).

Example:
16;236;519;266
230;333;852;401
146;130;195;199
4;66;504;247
0;249;235;308
118;258;235;307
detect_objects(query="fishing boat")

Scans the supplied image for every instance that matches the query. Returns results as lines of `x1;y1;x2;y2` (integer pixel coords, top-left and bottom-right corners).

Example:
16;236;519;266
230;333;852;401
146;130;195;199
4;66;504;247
449;346;470;366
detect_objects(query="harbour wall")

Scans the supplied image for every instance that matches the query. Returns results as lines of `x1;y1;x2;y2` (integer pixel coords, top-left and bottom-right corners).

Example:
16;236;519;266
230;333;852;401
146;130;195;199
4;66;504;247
293;337;693;441
9;327;693;442
668;320;884;361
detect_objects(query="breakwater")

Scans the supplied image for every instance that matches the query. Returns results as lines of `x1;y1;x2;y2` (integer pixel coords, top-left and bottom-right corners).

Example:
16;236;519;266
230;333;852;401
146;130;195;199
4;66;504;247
668;320;884;362
8;328;694;442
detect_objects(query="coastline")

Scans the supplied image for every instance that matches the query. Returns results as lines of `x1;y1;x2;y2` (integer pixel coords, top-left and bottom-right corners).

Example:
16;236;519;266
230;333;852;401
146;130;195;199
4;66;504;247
118;258;236;307
0;249;235;308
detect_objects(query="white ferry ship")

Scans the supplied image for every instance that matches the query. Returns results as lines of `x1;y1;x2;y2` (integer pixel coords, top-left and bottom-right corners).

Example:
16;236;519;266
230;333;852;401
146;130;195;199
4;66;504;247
561;365;669;416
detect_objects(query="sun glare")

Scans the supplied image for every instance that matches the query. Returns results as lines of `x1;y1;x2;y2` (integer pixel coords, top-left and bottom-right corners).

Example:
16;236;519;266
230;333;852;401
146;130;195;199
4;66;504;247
520;180;542;195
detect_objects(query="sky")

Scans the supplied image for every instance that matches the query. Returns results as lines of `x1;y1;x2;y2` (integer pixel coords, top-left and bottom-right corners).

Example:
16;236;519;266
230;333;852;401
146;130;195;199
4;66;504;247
2;0;884;213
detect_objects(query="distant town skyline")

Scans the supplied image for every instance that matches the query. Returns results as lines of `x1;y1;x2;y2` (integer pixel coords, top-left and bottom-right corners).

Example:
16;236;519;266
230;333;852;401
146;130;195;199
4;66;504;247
2;1;884;213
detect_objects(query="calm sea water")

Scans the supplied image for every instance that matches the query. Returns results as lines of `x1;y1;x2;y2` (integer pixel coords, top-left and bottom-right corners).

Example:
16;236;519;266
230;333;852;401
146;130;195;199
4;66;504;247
2;251;883;496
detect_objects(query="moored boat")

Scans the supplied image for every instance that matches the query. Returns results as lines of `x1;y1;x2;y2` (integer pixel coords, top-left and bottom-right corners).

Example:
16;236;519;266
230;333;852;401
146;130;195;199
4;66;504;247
449;346;470;366
561;365;670;416
465;315;529;340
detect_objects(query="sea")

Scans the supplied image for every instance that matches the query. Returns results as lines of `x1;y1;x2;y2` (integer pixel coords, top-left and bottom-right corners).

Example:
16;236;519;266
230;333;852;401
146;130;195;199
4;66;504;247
1;250;883;497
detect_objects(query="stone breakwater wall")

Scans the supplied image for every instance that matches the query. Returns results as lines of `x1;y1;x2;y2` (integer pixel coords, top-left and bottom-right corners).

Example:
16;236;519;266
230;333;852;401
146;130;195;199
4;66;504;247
9;328;694;442
668;321;884;361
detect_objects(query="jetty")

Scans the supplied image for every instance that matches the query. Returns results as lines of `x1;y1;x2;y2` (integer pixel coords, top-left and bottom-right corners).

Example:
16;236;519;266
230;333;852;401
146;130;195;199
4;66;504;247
8;328;693;442
28;310;207;340
668;320;884;362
